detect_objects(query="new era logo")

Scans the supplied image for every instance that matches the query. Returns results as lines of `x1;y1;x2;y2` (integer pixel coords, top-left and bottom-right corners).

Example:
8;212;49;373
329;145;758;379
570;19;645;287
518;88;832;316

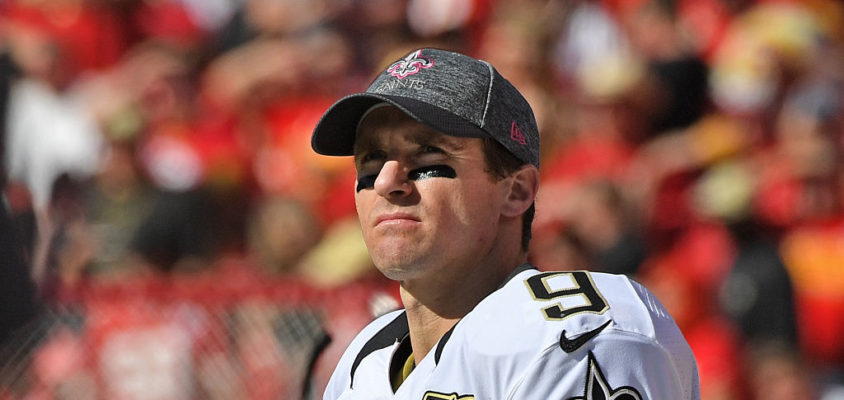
511;121;527;145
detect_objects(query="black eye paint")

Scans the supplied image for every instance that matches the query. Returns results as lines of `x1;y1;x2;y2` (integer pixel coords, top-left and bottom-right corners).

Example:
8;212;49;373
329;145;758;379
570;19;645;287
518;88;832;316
356;174;377;192
356;165;457;192
408;165;456;180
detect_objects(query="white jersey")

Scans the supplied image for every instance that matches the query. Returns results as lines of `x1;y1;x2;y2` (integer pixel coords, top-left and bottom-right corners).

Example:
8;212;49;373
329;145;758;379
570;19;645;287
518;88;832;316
323;264;700;399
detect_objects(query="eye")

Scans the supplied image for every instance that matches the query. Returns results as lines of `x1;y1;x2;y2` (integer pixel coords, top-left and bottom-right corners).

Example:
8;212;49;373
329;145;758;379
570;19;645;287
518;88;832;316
356;150;386;166
422;145;443;154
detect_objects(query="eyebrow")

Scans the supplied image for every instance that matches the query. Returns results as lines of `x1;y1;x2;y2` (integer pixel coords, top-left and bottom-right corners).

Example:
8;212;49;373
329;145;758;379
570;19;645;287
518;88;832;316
407;130;467;150
354;129;467;156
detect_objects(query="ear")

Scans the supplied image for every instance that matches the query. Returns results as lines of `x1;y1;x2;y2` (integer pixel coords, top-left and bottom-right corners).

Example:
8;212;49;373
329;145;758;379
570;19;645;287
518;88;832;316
501;165;539;218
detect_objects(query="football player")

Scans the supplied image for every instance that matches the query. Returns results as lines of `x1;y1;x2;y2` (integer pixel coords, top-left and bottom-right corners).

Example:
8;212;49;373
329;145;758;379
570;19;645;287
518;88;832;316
311;48;700;399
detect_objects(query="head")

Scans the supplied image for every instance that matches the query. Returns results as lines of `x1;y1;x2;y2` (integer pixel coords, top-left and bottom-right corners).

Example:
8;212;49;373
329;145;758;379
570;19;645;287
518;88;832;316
311;48;539;280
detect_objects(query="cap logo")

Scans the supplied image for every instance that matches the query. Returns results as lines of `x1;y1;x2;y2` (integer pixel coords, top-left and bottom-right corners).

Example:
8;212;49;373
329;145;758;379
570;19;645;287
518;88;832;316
387;50;434;79
510;121;527;145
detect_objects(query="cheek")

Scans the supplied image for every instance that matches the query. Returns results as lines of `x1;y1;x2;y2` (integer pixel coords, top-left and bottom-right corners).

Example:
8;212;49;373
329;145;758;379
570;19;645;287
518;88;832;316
354;193;370;220
441;180;503;230
354;191;372;228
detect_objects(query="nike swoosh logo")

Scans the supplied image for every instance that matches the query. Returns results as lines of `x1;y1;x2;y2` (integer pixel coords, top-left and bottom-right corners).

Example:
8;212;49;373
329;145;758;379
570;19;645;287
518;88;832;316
559;320;611;353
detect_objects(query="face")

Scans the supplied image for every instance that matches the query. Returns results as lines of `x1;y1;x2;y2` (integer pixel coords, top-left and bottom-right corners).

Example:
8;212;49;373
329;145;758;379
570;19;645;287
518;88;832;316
353;106;509;282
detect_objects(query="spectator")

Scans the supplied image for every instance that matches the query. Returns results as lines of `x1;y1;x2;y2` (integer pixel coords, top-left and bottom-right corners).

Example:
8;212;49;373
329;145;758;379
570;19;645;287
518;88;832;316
745;342;817;400
246;196;323;276
536;179;648;276
0;191;39;346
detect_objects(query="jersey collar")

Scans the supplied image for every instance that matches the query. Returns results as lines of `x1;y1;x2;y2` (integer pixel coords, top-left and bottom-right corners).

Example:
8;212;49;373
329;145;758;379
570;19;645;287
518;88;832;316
349;263;538;386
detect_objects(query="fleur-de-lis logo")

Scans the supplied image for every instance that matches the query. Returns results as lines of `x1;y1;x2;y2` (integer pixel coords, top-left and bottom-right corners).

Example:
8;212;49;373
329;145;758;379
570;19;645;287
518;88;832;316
569;352;642;400
387;50;434;79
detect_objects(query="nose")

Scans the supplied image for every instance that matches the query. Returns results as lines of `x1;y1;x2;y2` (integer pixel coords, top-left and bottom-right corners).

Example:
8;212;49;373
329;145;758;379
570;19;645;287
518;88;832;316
374;160;412;198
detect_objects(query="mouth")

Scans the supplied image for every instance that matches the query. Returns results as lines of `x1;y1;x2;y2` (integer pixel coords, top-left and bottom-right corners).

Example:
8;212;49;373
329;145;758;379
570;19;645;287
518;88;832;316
375;212;421;227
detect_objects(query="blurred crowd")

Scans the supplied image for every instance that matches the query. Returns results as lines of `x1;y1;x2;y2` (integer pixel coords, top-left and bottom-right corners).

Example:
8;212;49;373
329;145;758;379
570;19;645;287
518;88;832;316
1;0;843;399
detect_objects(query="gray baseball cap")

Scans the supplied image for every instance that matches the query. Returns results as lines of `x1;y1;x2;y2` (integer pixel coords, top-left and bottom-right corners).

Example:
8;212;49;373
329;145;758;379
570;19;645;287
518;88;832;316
311;48;540;168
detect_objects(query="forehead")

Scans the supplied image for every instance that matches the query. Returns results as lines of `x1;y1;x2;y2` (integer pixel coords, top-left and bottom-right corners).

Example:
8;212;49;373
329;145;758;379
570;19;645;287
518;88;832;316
353;106;469;151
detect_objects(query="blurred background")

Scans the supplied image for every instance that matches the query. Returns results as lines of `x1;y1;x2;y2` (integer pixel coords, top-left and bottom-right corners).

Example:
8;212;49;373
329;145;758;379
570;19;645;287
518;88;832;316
0;0;843;398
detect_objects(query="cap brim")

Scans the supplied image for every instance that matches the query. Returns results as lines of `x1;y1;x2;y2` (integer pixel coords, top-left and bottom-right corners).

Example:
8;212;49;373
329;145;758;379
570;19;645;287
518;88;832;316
311;93;488;156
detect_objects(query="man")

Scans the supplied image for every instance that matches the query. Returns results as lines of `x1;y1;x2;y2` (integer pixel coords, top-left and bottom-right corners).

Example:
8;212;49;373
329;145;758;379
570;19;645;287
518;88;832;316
311;48;700;399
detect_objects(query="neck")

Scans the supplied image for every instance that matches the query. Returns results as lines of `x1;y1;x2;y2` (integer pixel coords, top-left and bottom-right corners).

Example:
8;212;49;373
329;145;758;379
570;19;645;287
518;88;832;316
399;248;526;362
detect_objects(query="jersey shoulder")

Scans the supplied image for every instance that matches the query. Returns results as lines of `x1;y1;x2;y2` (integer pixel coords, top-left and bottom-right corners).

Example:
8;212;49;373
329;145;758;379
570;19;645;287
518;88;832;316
441;267;699;399
323;309;406;397
455;267;690;363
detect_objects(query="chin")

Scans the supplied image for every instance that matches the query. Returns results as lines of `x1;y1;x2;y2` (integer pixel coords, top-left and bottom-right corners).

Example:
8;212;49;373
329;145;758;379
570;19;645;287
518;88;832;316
372;255;428;282
375;264;416;282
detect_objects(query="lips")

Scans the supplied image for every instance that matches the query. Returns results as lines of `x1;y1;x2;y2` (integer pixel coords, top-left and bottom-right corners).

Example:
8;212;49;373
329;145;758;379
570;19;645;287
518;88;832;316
375;212;420;226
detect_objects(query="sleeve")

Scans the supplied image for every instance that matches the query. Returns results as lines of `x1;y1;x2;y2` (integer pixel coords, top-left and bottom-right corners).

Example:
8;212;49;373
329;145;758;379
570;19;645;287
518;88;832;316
507;332;700;400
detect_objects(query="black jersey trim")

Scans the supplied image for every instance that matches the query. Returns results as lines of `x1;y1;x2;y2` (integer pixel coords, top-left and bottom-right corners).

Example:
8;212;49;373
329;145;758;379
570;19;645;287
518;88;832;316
350;311;409;389
434;324;455;365
502;263;537;289
389;334;414;391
